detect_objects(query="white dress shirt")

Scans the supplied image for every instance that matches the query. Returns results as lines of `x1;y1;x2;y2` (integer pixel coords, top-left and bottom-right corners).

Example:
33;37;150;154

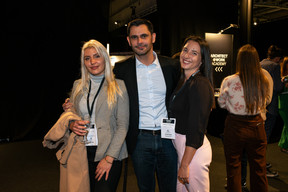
136;52;167;130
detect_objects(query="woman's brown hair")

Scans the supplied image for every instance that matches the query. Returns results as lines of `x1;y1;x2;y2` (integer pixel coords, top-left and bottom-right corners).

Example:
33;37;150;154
281;56;288;77
236;44;270;114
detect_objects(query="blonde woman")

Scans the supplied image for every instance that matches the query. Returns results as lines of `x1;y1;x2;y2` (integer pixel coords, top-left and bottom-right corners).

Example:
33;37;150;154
68;39;129;192
218;44;273;192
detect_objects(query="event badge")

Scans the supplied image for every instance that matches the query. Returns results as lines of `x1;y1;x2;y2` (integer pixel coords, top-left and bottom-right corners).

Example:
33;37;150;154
85;123;98;146
161;118;176;139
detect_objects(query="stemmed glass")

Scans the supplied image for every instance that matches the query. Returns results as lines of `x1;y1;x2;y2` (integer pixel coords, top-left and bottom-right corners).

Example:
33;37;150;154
82;114;91;144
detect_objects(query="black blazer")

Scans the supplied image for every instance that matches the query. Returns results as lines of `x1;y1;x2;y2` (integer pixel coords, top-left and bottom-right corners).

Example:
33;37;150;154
113;55;180;154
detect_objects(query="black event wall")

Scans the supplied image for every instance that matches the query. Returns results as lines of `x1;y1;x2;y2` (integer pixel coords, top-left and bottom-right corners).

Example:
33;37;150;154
3;0;109;141
156;0;238;57
253;19;288;60
3;0;287;141
1;0;240;141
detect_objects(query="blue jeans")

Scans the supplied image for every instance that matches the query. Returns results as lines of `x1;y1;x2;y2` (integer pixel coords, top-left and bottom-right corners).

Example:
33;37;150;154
131;131;177;192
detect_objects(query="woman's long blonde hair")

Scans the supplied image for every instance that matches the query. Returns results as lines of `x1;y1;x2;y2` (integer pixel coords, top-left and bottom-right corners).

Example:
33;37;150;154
236;44;270;114
70;39;122;108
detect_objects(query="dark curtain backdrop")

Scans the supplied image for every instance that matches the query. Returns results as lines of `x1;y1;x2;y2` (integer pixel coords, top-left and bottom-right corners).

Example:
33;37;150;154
253;19;288;60
3;0;109;141
3;0;288;141
156;0;239;57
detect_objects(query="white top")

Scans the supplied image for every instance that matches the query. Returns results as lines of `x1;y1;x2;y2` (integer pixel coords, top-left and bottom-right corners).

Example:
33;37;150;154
218;69;273;120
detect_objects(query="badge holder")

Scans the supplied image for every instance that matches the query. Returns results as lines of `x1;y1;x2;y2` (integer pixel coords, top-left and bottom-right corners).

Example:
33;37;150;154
85;123;98;146
161;118;176;139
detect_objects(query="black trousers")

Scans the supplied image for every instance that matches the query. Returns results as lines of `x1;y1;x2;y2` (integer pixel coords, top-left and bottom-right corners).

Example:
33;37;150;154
87;146;122;192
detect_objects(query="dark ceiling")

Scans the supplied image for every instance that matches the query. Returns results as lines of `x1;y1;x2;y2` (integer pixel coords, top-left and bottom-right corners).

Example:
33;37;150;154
108;0;288;31
254;0;288;24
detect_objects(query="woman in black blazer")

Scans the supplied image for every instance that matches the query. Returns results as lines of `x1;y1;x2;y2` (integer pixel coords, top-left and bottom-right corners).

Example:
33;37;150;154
168;35;214;192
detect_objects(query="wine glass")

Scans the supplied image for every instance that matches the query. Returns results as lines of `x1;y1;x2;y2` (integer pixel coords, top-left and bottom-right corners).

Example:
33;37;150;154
82;114;91;144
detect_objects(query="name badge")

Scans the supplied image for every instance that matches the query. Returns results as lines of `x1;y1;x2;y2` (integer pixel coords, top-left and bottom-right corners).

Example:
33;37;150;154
161;118;176;139
85;123;98;146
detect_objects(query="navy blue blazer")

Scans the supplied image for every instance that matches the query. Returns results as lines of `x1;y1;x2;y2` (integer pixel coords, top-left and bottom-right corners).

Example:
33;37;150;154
113;55;180;154
261;59;284;115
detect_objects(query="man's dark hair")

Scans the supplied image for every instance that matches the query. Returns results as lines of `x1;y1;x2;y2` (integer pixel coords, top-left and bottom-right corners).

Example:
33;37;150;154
267;45;283;59
127;18;154;36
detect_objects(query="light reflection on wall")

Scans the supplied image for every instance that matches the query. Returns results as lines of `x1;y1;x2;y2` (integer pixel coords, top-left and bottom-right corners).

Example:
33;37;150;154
110;55;132;66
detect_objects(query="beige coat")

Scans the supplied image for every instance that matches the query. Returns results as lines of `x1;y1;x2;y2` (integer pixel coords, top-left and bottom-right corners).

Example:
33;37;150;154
43;111;90;192
43;78;129;192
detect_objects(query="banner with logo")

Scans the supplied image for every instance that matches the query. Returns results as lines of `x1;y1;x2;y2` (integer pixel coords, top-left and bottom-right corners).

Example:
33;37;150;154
205;33;234;92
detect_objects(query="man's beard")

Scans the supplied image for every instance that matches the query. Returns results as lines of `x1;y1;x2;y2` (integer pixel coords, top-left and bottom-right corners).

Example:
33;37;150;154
133;44;152;56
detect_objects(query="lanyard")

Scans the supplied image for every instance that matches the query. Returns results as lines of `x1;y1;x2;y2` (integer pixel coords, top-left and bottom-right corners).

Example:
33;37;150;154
87;77;105;117
187;69;200;81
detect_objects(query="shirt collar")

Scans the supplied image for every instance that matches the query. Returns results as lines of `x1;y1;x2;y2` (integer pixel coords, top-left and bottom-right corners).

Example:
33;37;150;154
136;51;160;67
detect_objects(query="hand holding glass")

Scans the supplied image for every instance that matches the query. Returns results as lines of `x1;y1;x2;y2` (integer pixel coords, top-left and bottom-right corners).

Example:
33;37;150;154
82;114;91;144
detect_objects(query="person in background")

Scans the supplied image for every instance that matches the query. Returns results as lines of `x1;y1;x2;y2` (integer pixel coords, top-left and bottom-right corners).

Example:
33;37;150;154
218;44;273;192
168;35;214;192
113;18;180;192
62;39;129;192
261;45;283;177
278;56;288;154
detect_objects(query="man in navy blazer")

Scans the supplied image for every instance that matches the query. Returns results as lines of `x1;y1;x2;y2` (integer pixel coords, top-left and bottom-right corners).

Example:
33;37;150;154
113;19;180;192
260;45;283;178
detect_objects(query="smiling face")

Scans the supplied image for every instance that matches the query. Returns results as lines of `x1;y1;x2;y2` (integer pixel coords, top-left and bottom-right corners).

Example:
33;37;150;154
83;47;105;76
127;24;156;57
180;40;202;78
